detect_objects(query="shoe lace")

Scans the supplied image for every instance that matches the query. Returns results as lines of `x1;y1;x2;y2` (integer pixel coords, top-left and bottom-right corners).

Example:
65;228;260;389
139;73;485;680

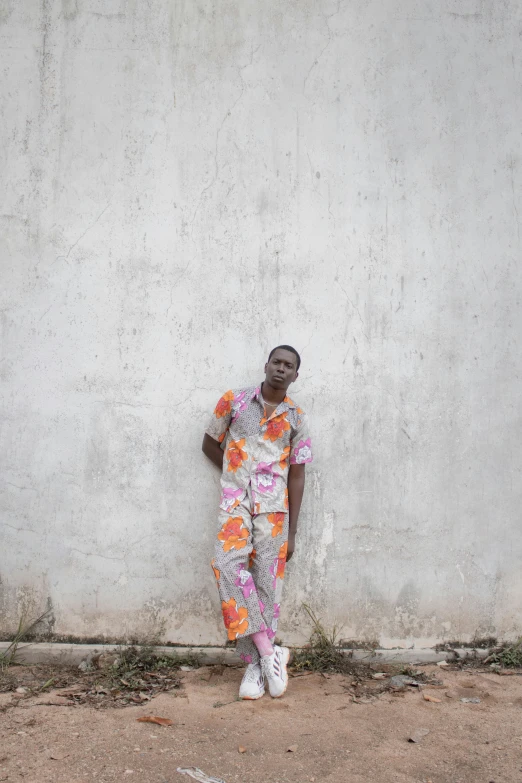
244;664;262;684
261;654;277;679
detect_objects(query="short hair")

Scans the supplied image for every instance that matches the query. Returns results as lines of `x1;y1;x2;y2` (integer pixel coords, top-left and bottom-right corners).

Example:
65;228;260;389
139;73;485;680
268;344;301;371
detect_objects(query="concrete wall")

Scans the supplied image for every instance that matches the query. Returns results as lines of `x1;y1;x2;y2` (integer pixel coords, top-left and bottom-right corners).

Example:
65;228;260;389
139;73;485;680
1;0;521;649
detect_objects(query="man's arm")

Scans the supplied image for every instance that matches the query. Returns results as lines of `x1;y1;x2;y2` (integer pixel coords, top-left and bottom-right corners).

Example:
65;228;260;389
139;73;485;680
202;433;224;470
287;463;305;562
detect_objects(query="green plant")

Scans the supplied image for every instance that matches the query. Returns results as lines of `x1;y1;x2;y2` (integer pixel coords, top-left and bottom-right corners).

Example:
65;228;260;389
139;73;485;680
292;605;372;679
0;608;51;670
488;638;522;668
470;635;497;649
111;645;199;679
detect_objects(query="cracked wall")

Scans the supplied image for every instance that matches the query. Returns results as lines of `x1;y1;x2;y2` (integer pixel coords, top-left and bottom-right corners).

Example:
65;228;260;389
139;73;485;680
1;0;522;648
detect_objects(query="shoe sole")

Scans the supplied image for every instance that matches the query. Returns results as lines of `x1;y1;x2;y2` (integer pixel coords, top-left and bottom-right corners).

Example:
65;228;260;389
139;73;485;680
240;689;265;700
270;646;290;699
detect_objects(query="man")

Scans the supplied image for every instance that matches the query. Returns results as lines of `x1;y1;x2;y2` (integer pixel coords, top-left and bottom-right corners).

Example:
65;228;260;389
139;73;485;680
202;345;313;700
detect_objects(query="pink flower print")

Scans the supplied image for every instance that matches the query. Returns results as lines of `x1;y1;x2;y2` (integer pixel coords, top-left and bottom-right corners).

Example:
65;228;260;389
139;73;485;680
266;627;276;641
273;603;280;621
258;599;265;614
255;462;276;494
221;486;244;511
235;568;256;599
290;438;312;464
269;557;278;589
240;653;253;664
231;390;249;421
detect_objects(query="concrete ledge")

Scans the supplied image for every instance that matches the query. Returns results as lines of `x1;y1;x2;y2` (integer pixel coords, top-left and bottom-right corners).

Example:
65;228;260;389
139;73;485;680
352;647;488;664
0;643;242;666
0;642;489;667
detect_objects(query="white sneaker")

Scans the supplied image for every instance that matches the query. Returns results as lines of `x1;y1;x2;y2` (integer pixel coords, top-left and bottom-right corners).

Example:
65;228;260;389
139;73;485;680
239;662;265;700
260;645;290;698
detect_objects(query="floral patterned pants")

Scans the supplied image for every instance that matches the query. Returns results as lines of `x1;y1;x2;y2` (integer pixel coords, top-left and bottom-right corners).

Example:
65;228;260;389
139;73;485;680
211;491;289;665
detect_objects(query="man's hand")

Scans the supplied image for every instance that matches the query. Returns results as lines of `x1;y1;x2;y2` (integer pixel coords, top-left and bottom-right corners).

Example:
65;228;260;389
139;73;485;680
286;533;296;562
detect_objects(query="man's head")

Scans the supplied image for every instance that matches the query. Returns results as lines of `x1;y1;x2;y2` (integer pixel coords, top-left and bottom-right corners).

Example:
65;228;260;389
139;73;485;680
264;345;300;391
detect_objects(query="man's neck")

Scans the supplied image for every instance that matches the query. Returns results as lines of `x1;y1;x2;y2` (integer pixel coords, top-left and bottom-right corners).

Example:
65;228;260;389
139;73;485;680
261;381;286;406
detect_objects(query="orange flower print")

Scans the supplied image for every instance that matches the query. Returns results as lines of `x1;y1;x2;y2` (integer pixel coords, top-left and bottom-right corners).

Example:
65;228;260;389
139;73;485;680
249;549;256;569
279;446;290;470
277;541;288;579
218;517;249;552
264;414;291;442
284;487;289;510
222;598;249;640
226;439;248;473
284;395;295;407
218;432;226;444
268;512;285;538
211;559;220;581
214;390;234;419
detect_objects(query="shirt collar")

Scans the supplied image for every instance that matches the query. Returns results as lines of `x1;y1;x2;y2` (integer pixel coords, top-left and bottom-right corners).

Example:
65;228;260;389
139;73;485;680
255;383;296;409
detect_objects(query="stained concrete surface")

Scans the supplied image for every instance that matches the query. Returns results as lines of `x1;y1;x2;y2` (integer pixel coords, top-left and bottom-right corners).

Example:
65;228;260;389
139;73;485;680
1;1;522;647
0;642;477;666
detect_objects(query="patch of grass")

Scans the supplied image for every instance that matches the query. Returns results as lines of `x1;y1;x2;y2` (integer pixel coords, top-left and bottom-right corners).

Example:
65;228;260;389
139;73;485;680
434;636;498;652
101;645;199;692
470;635;497;649
213;697;240;708
113;645;199;676
398;665;418;677
0;608;51;670
0;654;188;711
339;638;380;651
434;639;466;652
0;670;17;693
487;638;522;669
0;644;201;710
396;665;440;683
291;605;372;680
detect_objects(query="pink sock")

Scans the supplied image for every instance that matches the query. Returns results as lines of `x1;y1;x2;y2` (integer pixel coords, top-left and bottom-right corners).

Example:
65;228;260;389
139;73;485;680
251;630;274;658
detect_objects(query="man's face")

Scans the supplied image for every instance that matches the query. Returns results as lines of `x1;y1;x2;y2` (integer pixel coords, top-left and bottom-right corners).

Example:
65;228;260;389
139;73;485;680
264;349;299;391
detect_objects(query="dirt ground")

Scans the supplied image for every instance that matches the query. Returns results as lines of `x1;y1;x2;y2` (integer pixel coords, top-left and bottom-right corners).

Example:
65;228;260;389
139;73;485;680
1;664;522;783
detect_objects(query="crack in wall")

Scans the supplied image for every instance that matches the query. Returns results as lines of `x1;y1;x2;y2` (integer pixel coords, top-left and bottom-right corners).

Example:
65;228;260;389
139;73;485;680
303;2;342;93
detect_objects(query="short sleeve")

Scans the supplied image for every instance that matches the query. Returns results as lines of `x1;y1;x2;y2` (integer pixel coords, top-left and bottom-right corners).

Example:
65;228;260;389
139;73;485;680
289;411;313;465
205;390;234;444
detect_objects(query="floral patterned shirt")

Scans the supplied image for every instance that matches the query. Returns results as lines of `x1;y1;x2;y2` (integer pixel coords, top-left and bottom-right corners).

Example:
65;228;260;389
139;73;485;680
206;384;313;514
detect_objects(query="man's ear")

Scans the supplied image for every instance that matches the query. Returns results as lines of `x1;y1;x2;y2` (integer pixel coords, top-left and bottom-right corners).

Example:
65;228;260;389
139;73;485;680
292;370;299;383
264;362;268;373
